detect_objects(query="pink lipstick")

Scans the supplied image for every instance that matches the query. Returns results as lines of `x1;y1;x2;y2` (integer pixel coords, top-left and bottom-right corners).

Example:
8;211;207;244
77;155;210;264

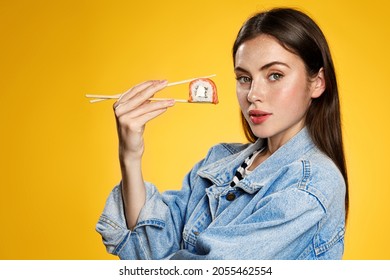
249;110;272;124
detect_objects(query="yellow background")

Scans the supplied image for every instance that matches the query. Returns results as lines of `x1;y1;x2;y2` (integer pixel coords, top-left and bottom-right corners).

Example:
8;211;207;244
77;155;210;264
1;0;389;259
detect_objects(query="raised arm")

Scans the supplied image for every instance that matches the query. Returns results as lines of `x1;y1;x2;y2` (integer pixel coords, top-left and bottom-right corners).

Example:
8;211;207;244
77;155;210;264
113;80;175;229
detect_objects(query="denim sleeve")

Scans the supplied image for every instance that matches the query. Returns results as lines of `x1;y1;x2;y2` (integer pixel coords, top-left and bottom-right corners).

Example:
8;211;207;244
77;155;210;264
95;143;230;260
170;187;340;260
95;180;191;259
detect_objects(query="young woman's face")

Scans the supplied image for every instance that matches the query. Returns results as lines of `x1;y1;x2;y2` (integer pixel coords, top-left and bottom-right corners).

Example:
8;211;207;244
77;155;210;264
234;34;323;146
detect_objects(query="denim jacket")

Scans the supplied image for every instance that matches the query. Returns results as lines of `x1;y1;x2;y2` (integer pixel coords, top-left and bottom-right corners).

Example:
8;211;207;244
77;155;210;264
96;128;346;260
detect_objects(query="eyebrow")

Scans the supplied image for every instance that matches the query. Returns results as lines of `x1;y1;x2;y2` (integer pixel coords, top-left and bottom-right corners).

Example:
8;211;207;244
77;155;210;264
234;61;291;73
260;61;290;70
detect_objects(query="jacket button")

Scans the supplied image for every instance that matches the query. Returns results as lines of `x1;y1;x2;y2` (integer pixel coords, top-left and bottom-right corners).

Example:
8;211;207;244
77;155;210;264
226;192;236;201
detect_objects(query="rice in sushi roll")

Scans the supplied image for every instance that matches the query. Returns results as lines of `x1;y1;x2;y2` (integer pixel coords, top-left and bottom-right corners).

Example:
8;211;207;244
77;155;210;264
188;78;218;104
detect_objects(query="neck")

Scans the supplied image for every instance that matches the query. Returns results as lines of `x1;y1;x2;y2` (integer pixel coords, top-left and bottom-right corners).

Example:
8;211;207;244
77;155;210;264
267;124;306;154
250;126;305;170
247;146;272;171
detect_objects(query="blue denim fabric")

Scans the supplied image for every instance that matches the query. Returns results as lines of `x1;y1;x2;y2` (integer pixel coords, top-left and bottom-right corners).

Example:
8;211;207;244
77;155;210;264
96;128;346;259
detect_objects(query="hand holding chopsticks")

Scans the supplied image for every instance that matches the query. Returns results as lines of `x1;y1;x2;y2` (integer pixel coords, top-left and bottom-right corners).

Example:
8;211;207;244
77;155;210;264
86;74;216;103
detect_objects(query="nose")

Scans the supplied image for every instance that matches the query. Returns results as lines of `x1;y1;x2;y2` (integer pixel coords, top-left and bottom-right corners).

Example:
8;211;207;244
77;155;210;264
246;80;264;103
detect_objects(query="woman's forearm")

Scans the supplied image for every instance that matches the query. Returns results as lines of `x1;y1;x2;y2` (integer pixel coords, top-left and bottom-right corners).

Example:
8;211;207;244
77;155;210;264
120;156;146;230
112;80;173;229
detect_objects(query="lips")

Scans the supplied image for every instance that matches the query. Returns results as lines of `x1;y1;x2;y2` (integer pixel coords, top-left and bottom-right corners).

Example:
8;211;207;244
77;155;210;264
248;109;272;124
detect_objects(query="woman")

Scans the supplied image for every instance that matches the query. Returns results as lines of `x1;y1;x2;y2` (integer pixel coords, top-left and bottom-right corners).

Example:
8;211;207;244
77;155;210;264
96;7;348;260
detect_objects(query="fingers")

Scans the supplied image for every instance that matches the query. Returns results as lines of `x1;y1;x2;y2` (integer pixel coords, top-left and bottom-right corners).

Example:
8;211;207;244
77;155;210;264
113;80;168;111
113;79;175;140
117;98;175;120
112;79;174;159
116;105;171;144
117;80;156;102
132;106;170;128
115;97;174;157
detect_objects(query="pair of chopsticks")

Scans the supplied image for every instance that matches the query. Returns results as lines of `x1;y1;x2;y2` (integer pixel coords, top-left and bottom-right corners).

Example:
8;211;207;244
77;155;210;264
86;74;216;103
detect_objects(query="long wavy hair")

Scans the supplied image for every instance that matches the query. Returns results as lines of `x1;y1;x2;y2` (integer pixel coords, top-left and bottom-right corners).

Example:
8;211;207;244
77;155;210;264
232;8;349;218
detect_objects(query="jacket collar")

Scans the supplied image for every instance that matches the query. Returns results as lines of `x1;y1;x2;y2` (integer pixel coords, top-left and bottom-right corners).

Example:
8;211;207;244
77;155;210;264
197;127;315;193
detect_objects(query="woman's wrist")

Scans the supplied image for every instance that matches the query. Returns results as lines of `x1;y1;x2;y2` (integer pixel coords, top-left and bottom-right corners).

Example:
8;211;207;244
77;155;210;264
119;158;142;177
119;147;143;166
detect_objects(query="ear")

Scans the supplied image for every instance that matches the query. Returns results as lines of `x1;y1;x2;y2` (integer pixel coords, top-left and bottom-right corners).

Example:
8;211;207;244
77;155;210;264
310;68;326;99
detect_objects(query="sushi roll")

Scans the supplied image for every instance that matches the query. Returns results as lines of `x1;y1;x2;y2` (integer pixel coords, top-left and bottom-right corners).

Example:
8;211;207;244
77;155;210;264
188;78;218;104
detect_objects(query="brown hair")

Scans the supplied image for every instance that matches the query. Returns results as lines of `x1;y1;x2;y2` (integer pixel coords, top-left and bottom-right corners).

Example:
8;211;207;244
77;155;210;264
232;8;349;218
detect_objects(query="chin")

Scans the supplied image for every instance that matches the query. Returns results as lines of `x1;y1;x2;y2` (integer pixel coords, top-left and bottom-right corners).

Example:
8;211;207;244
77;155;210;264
250;127;274;139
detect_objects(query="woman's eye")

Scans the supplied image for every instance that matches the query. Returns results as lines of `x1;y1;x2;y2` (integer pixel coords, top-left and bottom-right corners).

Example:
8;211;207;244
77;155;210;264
269;73;283;81
236;76;252;84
